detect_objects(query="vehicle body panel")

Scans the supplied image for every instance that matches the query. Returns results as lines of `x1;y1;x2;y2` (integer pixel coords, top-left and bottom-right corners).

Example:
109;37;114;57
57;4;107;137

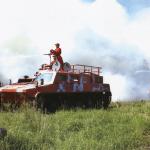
0;64;112;110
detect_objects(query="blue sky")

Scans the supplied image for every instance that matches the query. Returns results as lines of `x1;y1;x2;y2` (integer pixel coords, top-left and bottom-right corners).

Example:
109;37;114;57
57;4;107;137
82;0;150;13
118;0;150;13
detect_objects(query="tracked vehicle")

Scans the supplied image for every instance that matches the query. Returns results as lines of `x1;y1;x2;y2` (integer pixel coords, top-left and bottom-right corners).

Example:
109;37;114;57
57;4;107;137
0;55;112;111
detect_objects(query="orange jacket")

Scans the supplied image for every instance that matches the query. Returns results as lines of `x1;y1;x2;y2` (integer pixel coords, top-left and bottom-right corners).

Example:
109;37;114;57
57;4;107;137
50;48;63;65
54;48;61;56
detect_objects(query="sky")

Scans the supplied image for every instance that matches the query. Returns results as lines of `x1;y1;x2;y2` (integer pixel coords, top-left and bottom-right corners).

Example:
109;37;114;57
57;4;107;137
118;0;150;13
0;0;150;100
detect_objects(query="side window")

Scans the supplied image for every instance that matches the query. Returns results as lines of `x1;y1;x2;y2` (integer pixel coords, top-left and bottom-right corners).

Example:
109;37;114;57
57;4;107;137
95;76;103;83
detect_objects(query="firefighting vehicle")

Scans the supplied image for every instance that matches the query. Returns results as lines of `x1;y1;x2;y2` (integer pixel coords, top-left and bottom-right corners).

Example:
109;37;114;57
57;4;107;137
0;53;112;111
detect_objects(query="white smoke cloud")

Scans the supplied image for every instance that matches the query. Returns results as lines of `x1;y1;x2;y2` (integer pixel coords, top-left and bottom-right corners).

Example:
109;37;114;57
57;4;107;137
0;0;150;100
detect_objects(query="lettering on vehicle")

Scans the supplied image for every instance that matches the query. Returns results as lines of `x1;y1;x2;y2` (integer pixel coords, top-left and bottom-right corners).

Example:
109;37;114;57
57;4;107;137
57;82;65;92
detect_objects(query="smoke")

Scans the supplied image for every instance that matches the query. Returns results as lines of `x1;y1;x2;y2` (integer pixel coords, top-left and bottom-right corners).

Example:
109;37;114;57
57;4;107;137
0;35;46;83
0;0;150;100
69;30;150;100
0;73;6;86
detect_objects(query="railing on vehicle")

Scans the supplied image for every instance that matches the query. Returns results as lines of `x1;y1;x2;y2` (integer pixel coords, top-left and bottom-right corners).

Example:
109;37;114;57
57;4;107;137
71;64;101;75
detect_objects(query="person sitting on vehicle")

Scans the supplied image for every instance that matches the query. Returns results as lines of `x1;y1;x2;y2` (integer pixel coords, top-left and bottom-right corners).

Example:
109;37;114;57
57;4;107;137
50;43;64;70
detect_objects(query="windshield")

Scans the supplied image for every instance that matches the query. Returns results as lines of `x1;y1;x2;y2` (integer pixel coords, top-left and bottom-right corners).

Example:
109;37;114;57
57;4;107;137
35;73;53;85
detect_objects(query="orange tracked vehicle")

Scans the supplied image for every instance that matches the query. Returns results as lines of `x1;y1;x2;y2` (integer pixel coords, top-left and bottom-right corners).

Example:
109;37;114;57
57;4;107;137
0;53;112;111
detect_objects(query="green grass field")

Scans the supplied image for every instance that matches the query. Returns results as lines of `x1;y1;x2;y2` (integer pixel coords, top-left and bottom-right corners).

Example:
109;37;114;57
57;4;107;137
0;101;150;150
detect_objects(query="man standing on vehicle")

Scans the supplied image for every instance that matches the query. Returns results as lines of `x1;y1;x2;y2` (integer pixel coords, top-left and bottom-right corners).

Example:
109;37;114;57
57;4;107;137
50;43;64;70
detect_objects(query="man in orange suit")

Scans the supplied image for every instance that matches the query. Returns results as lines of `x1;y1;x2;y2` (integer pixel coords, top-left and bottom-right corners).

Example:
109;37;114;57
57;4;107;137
50;43;64;70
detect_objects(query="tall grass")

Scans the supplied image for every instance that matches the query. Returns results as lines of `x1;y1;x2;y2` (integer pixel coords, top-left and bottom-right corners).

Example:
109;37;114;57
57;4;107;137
0;101;150;150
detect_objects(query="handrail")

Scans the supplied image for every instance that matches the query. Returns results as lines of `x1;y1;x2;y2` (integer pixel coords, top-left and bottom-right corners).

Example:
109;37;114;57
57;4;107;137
70;64;102;75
